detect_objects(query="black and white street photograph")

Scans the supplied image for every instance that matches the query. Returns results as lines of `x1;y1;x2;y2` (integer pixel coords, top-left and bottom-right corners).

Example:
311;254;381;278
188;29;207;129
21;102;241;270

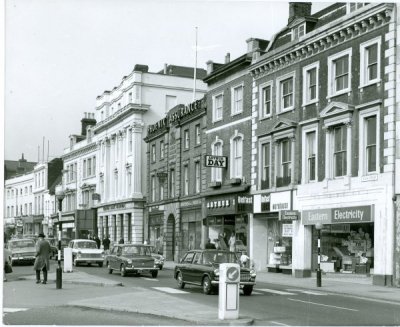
3;0;400;326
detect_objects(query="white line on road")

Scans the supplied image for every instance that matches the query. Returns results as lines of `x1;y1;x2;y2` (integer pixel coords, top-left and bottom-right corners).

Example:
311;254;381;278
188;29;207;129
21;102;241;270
286;289;328;296
251;291;263;295
288;298;359;311
152;287;189;294
141;278;159;281
257;288;296;295
270;321;290;326
3;308;29;313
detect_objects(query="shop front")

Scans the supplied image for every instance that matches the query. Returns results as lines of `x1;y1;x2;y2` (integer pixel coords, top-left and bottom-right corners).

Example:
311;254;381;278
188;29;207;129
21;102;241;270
180;199;202;253
302;205;374;275
52;213;75;239
148;207;164;254
252;190;294;272
204;194;250;253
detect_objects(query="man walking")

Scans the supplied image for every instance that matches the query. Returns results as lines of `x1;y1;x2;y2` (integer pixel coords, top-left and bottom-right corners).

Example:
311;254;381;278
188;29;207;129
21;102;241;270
102;235;111;254
33;233;51;284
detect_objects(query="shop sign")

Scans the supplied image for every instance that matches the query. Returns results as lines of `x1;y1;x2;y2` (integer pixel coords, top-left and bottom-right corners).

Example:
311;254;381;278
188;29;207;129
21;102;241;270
16;219;23;227
181;199;202;208
279;210;299;221
236;195;253;213
302;205;373;225
282;224;293;237
208;217;224;225
103;203;126;211
332;206;372;223
206;196;236;215
253;193;271;213
168;99;202;124
270;191;291;212
204;155;228;168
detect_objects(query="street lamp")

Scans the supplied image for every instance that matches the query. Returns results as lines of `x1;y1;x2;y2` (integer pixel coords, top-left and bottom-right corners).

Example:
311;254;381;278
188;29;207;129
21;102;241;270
55;185;65;289
315;222;323;287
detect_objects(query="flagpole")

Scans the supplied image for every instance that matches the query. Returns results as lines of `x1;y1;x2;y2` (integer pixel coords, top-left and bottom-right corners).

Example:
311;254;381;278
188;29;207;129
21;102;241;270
193;26;198;101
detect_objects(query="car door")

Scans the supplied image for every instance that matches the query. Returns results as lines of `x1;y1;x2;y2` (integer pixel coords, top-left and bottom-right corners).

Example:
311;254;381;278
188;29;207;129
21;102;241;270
109;246;119;269
179;252;195;282
187;252;203;284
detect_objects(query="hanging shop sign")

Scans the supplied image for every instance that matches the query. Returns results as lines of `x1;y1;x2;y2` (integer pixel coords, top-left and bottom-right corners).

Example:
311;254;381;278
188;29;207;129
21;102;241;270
279;210;299;221
282;223;294;237
204;155;228;168
302;205;374;225
236;195;253;213
270;191;291;212
253;193;271;213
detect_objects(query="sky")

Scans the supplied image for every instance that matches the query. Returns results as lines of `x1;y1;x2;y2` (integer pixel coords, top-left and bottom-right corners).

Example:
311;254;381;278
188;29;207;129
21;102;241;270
4;0;332;162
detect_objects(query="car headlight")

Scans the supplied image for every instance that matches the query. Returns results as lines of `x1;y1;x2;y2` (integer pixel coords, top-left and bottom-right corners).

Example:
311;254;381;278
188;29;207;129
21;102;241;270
214;268;219;276
250;269;257;277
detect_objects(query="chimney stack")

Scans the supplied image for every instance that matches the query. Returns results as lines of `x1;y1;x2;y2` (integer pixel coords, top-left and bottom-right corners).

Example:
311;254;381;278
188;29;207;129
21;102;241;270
81;112;96;136
206;60;214;74
225;53;230;64
288;2;312;24
164;63;168;74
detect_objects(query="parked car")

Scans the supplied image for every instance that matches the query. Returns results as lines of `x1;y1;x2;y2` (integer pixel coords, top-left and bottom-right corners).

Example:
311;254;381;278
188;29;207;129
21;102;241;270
106;244;159;278
7;238;36;265
174;249;257;295
68;239;104;267
144;245;165;270
48;238;71;260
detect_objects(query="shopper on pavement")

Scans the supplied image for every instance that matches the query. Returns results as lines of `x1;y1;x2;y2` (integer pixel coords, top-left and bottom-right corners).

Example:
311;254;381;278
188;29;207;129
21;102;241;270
94;235;101;249
102;235;111;253
33;233;51;284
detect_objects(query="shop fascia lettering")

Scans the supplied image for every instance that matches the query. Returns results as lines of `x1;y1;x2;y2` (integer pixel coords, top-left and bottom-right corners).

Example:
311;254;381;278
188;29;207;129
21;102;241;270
302;206;373;225
207;199;232;209
333;209;364;221
237;195;252;204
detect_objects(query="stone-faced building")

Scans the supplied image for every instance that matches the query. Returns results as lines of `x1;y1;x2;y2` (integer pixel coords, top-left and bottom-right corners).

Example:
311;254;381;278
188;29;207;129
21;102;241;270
249;2;396;285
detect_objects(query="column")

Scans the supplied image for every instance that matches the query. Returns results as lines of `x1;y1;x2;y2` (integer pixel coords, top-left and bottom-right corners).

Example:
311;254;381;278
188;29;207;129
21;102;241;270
123;213;129;243
131;121;144;196
130;209;143;244
116;214;121;242
103;216;108;238
97;216;103;239
108;215;114;243
105;138;111;202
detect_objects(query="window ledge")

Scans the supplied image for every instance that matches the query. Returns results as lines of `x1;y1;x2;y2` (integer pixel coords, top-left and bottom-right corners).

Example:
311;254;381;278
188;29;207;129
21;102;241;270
277;107;294;115
208;181;222;188
259;115;272;121
327;89;351;100
231;111;243;117
229;178;242;185
358;80;381;91
212;118;223;124
301;100;318;108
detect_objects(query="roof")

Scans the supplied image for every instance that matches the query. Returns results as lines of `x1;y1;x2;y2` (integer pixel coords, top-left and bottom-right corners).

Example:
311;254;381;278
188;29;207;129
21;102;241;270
157;65;207;79
4;159;37;179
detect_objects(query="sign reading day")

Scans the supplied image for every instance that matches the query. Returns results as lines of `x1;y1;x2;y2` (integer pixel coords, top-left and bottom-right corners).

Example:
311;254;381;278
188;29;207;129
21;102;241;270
302;205;374;225
204;155;228;168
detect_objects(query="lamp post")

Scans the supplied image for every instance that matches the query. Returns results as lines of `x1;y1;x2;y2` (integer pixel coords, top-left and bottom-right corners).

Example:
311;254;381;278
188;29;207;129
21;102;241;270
55;185;65;289
315;222;323;287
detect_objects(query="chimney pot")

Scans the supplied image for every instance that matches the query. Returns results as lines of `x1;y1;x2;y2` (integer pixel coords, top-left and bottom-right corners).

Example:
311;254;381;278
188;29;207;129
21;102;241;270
225;53;230;64
164;63;168;74
206;60;214;74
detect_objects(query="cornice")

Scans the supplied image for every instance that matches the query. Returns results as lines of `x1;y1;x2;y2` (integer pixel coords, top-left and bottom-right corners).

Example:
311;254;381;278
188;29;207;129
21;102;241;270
62;142;97;161
250;4;393;79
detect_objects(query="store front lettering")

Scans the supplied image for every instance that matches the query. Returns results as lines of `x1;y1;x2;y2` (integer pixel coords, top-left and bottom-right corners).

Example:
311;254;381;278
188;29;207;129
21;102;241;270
302;205;373;225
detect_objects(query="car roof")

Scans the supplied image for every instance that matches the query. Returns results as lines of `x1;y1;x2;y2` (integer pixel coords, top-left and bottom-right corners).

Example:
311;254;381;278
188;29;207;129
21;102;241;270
73;239;96;242
114;244;146;247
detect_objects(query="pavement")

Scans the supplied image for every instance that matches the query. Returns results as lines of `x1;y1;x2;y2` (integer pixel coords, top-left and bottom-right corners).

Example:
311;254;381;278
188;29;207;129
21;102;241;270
11;261;400;326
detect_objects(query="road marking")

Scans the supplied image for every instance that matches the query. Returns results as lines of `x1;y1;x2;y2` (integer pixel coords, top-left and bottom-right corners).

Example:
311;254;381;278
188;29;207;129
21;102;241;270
257;288;296;295
152;287;189;294
141;278;159;281
288;298;359;311
270;321;290;326
286;289;328;296
251;291;263;295
3;308;29;313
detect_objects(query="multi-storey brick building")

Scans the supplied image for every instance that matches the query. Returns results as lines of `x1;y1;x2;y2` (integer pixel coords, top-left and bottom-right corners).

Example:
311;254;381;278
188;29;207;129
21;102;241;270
249;2;396;285
145;97;207;261
203;42;268;252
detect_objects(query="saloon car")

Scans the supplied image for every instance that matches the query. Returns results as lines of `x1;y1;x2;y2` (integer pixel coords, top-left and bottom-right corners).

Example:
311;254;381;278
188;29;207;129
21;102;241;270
7;238;36;265
174;249;256;295
144;245;165;270
68;239;104;267
106;244;159;278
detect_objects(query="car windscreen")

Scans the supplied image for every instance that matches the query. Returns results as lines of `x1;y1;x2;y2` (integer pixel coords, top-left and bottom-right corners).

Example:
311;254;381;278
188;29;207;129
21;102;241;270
76;241;97;249
122;246;150;255
9;240;35;248
203;251;238;264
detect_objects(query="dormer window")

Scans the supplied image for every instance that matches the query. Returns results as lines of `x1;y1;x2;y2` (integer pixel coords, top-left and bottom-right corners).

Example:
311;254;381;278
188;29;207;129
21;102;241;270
292;23;305;41
347;3;365;13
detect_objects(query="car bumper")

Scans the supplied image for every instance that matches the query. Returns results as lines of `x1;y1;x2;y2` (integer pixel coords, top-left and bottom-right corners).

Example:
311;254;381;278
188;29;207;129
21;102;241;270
12;256;35;263
75;258;104;263
125;267;159;272
211;280;256;286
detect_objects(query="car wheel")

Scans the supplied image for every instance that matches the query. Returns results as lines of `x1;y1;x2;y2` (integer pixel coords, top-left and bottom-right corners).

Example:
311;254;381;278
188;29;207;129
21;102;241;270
98;262;103;267
176;271;185;289
120;264;127;277
243;285;253;296
107;262;113;274
151;270;158;278
203;276;212;295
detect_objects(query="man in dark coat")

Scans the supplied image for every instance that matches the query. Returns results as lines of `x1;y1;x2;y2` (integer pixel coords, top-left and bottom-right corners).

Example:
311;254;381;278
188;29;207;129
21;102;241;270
205;238;216;249
33;233;51;284
102;235;111;253
94;235;101;249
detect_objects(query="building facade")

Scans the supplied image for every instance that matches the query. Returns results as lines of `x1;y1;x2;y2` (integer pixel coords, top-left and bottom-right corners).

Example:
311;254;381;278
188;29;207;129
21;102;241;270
145;97;207;261
95;64;207;245
249;2;396;286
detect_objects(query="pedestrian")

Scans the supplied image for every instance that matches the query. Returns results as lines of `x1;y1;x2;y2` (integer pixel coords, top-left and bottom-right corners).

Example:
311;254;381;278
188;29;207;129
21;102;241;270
33;232;51;284
118;238;124;244
205;238;216;249
240;251;250;267
94;235;101;249
102;235;111;253
228;232;236;252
